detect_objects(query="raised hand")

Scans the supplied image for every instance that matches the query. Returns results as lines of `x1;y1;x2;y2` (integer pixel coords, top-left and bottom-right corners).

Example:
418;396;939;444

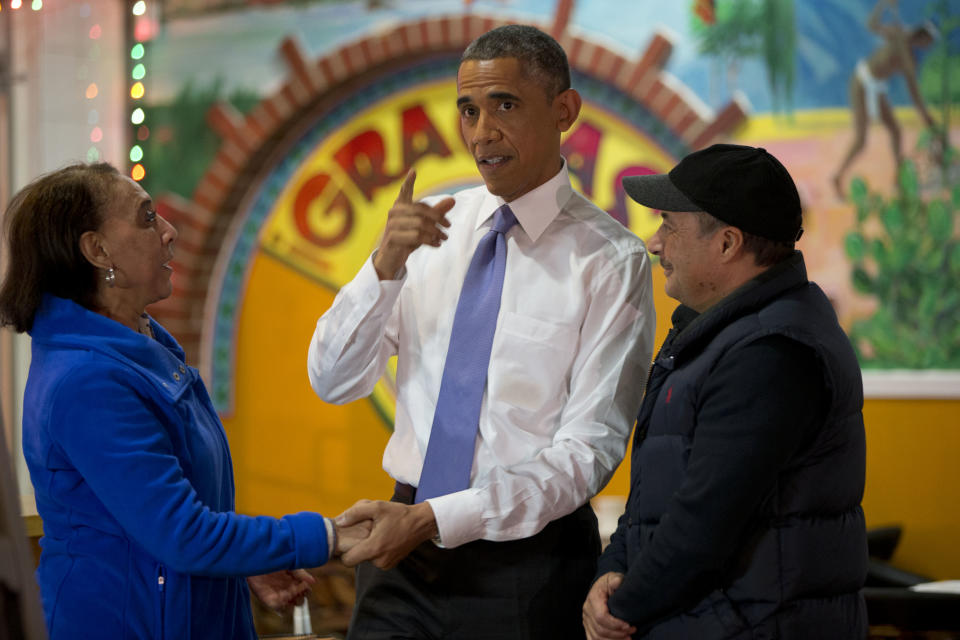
372;169;455;280
247;569;317;613
335;499;438;570
583;572;636;640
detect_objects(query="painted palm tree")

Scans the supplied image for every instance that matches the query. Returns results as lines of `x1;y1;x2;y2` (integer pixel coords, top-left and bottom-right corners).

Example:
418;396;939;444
691;0;796;113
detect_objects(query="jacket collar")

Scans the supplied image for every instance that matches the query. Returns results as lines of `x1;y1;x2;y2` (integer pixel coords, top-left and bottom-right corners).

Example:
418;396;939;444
30;294;193;401
668;251;809;357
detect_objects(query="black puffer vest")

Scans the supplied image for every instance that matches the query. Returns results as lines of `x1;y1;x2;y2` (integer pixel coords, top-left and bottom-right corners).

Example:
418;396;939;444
626;254;867;639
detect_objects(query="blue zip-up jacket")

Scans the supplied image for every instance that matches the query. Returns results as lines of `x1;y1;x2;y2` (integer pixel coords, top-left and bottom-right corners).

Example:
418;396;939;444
23;295;331;639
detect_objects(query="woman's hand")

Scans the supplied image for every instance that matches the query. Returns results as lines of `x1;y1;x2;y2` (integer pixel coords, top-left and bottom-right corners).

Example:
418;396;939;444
247;569;317;613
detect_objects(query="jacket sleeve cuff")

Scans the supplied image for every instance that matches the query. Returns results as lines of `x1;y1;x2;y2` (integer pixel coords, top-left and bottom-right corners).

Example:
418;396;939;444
594;511;630;580
595;552;628;581
282;512;331;567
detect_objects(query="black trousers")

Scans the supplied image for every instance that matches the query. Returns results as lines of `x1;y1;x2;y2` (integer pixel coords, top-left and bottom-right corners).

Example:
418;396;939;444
345;484;600;640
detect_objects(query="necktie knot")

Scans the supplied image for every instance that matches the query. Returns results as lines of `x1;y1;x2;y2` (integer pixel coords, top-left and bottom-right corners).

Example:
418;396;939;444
491;204;518;235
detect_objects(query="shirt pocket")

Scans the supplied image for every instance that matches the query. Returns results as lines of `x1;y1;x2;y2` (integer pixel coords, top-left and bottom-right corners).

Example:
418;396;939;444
488;311;579;419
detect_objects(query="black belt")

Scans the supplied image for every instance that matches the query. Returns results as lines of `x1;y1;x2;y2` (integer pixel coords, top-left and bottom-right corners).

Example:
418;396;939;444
392;481;417;505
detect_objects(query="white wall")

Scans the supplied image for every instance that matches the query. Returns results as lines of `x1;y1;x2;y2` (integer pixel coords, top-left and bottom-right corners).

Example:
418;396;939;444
3;0;127;507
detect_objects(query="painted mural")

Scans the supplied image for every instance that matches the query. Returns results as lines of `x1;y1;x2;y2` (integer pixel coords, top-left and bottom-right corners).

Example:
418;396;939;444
137;0;960;526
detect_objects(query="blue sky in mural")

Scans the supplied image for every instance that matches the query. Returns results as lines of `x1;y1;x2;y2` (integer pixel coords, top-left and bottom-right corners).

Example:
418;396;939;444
148;0;958;113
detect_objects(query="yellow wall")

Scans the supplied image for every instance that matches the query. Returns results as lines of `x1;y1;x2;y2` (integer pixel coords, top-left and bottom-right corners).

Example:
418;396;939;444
860;399;960;578
223;253;394;519
225;247;960;579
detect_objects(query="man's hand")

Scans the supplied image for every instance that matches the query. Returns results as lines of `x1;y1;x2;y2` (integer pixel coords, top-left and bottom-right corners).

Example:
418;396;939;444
335;499;439;569
247;569;317;613
334;518;373;556
583;572;637;640
372;169;454;280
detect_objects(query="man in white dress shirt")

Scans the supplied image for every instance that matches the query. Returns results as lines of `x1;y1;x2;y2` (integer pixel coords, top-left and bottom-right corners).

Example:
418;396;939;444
308;24;655;639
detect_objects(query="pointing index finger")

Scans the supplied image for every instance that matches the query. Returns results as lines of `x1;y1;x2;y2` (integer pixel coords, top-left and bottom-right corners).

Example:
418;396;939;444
396;169;416;205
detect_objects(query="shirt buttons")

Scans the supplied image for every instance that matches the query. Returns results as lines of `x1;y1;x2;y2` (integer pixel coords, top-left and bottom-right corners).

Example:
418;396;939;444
173;372;180;381
178;365;186;373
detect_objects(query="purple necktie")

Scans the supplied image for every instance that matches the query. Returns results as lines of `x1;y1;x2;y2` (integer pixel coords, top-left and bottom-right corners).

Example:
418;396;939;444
416;204;518;503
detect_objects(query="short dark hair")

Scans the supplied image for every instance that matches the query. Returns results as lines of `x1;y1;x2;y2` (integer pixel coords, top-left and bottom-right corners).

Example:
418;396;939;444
694;211;794;267
0;162;120;333
461;24;571;98
741;232;795;267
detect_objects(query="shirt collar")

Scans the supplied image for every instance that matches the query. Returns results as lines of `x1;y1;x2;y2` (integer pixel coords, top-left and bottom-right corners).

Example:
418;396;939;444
475;157;574;243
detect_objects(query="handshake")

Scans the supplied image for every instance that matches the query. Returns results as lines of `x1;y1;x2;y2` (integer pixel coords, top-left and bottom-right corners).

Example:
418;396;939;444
332;498;440;568
248;498;440;613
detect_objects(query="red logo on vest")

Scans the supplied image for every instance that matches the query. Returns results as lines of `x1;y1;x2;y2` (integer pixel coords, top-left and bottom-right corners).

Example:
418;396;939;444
665;387;673;404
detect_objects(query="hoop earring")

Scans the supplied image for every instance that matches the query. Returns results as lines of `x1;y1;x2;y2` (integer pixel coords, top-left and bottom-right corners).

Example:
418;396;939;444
105;267;116;288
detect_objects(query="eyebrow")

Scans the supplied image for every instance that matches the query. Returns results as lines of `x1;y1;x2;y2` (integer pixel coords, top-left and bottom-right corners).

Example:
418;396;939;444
456;90;522;107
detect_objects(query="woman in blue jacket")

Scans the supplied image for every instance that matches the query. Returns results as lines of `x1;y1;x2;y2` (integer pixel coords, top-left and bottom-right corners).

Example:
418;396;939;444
0;163;367;639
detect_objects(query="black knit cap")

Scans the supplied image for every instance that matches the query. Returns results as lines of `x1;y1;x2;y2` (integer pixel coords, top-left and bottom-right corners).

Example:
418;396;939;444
622;144;803;242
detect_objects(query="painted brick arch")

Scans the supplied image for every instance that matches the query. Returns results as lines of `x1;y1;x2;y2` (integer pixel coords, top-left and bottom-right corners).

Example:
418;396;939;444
150;5;746;377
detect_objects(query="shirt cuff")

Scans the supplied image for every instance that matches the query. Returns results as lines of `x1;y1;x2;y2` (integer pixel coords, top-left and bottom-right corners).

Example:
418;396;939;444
426;488;485;549
324;517;336;558
341;253;403;314
366;250;407;282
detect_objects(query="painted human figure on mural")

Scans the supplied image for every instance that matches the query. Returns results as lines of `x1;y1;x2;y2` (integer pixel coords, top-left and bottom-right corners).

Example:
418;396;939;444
832;0;939;198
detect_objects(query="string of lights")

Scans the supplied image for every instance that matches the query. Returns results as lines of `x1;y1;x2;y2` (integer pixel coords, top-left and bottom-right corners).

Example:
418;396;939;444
129;0;150;182
6;2;101;161
3;0;151;174
85;4;102;163
0;1;46;11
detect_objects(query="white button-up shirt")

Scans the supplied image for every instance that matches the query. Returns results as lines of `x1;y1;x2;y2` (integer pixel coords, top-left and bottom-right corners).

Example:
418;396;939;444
308;162;655;548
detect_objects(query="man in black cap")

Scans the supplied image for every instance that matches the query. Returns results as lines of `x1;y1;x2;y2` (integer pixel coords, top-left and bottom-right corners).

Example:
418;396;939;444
583;144;868;639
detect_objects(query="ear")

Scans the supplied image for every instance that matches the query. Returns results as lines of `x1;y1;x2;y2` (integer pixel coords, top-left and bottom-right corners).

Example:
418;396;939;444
79;230;112;270
555;88;582;132
718;226;746;262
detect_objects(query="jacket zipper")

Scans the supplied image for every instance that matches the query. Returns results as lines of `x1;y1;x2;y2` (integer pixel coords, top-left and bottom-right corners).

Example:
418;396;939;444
157;564;166;639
